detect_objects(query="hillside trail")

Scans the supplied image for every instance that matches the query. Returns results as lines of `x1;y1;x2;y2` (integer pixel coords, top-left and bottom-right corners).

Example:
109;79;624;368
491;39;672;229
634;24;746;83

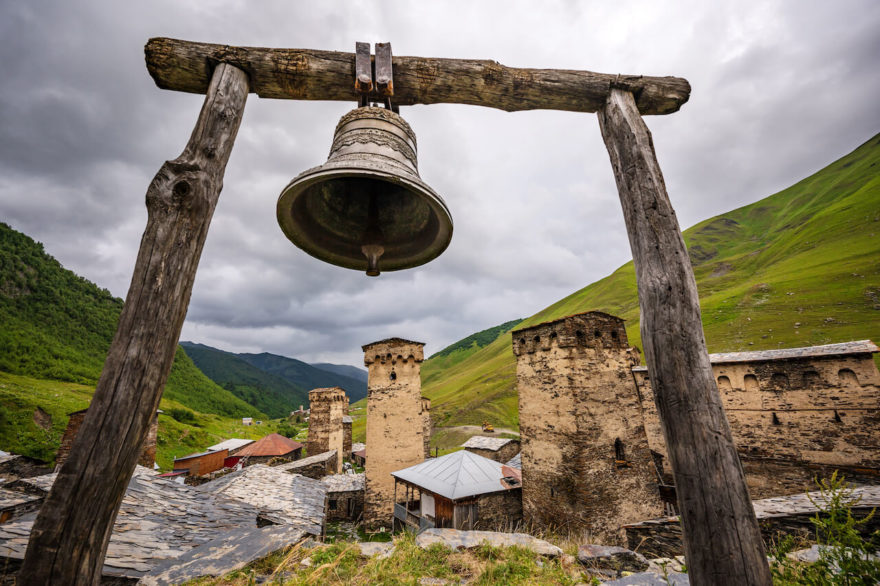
439;425;520;437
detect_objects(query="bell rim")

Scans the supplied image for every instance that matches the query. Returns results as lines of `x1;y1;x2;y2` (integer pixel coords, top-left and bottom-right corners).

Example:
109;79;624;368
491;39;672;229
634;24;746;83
277;166;453;273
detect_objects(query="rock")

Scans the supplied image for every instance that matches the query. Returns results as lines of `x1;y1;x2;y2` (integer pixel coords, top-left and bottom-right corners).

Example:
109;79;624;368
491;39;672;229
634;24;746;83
357;541;395;559
300;556;312;568
603;572;689;585
415;529;562;557
647;556;685;574
577;544;649;575
418;578;451;585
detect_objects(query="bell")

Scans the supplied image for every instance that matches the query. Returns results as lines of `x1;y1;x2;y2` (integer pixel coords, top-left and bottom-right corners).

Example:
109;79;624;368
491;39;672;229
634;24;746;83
277;106;453;276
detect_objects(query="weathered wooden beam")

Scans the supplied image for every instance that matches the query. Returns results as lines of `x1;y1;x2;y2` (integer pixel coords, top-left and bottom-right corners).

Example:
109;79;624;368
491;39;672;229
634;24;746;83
145;37;690;116
598;89;771;585
18;63;249;585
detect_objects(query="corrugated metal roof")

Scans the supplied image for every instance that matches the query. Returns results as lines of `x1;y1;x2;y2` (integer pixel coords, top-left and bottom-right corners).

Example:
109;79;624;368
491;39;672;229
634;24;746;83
391;450;517;501
631;340;878;372
206;439;254;452
461;436;515;451
234;434;303;458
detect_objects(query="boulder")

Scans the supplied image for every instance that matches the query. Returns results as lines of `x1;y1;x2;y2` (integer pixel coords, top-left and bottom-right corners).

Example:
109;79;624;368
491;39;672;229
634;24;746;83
357;541;395;559
415;529;562;557
577;544;649;575
602;572;690;585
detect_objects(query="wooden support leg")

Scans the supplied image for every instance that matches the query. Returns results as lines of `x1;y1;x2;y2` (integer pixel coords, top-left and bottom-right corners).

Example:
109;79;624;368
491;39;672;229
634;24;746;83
18;63;249;585
598;88;771;585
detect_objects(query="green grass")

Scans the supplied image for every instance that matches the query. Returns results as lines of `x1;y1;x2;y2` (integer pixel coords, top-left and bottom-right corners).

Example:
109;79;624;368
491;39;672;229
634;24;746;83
420;133;880;430
0;370;291;470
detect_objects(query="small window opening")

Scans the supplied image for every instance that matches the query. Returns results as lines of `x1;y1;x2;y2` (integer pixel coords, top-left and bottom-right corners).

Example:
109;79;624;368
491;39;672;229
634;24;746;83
771;412;781;425
576;330;586;343
329;499;337;510
717;375;732;391
519;337;525;346
533;335;540;344
744;374;760;392
390;371;397;381
833;410;843;423
594;330;602;338
611;330;618;340
614;438;626;461
550;486;556;498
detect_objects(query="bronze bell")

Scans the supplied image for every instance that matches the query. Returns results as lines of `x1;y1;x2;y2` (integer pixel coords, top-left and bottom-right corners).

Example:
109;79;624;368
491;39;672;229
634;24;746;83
277;106;453;276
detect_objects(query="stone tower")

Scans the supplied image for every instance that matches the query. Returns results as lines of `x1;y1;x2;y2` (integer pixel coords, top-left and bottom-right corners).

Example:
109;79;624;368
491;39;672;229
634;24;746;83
306;387;347;473
362;337;427;528
513;311;663;542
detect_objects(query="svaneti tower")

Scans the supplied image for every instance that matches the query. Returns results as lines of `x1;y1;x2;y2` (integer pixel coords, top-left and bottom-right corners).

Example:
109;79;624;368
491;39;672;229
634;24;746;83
513;311;664;542
362;337;430;528
306;387;347;473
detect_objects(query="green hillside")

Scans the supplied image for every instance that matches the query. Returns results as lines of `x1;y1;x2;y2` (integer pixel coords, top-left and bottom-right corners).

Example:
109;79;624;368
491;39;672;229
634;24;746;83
421;133;880;429
0;222;264;419
180;342;310;419
239;352;368;403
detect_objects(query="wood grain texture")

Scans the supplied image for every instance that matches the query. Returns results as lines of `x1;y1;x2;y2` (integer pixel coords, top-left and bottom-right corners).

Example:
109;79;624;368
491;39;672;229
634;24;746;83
598;89;771;585
145;37;690;116
17;63;249;585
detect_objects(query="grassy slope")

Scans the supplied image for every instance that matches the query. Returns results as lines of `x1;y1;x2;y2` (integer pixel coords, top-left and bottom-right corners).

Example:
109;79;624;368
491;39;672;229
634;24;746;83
421;133;880;429
0;370;285;469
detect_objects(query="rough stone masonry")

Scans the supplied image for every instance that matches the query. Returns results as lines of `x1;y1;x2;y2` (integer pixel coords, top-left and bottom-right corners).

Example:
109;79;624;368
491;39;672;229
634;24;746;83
306;387;347;474
362;338;431;529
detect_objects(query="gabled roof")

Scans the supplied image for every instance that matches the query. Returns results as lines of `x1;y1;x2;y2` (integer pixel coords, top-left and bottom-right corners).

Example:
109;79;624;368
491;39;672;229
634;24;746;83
391;450;519;501
174;449;225;462
234;434;303;458
506;453;521;470
206;438;254;452
461;436;516;451
321;473;365;493
275;450;336;472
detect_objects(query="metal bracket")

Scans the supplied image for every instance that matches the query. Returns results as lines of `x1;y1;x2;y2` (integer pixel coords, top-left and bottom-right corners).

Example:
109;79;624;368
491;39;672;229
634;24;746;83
354;42;398;112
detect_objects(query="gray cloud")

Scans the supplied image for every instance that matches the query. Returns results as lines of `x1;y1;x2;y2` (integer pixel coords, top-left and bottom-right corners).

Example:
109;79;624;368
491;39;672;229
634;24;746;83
2;1;879;367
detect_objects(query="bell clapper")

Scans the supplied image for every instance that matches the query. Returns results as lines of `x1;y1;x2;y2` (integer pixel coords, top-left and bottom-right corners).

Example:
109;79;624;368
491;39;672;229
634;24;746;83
361;192;385;276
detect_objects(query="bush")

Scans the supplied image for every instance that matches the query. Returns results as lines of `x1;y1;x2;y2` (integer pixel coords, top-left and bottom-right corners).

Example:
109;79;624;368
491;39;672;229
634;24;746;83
168;407;196;424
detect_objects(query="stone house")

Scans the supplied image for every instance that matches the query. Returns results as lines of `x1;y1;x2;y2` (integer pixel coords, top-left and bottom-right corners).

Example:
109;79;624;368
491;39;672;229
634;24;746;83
461;436;521;463
275;450;338;480
321;473;365;522
56;408;159;470
391;450;522;532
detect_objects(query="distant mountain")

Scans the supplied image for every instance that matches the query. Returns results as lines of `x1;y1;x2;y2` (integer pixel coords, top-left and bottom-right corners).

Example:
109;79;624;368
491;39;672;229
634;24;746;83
239;353;368;403
311;362;368;384
180;344;368;415
421;132;880;429
0;222;261;419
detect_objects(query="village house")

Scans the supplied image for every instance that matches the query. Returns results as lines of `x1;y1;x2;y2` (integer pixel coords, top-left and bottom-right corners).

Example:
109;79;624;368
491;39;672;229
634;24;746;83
234;433;303;466
391;450;522;532
206;438;255;468
461;436;521;463
321;473;365;522
275;450;338;479
172;449;229;478
351;443;366;467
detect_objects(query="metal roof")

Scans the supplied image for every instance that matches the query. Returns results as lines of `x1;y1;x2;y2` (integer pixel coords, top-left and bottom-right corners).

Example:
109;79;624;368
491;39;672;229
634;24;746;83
506;453;521;470
632;340;878;372
206;438;254;452
174;449;223;462
234;434;303;458
391;450;518;501
461;436;515;451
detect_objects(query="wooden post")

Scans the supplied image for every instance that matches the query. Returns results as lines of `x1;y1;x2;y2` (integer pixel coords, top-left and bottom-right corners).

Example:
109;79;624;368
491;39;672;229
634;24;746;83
18;63;249;585
598;88;771;585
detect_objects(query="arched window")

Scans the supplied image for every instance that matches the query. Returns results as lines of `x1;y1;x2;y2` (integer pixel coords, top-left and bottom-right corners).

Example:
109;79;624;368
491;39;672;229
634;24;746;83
770;373;789;391
803;370;821;387
744;374;760;392
717;376;732;391
838;369;859;387
771;412;781;425
389;371;397;381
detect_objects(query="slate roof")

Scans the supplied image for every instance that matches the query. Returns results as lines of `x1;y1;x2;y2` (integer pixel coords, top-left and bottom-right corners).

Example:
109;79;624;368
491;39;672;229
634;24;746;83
461;436;515;451
506;453;522;470
631;340;878;372
342;415;353;424
392;450;518;501
206;438;254;452
0;488;40;510
0;468;260;579
351;442;365;454
623;485;880;529
274;450;336;473
195;465;326;535
362;337;425;350
321;473;365;493
234;434;303;458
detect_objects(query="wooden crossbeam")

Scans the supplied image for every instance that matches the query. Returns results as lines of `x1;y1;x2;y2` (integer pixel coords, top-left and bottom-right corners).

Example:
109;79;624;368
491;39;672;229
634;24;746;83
145;37;690;115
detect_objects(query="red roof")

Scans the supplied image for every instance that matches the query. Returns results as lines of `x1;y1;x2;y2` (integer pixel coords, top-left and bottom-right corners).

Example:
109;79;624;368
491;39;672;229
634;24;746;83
234;433;303;458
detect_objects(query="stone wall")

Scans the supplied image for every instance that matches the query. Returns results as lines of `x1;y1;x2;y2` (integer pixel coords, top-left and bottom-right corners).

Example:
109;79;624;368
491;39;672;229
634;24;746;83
513;312;664;543
466;441;521;464
632;345;880;498
56;409;158;471
307;387;346;473
474;489;523;530
421;397;432;458
362;338;427;529
326;489;364;522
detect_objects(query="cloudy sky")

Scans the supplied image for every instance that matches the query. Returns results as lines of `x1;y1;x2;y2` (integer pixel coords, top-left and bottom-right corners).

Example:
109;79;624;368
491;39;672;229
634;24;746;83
2;1;878;367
